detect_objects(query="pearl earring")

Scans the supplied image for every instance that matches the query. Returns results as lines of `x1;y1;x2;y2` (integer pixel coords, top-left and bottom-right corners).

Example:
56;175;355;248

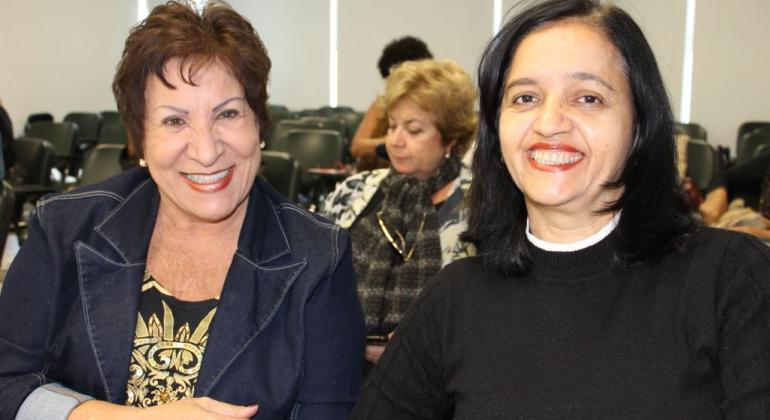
260;140;266;150
139;159;147;167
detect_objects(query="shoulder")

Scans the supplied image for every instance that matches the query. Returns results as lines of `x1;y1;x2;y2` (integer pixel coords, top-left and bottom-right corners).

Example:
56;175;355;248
259;179;350;276
322;169;389;227
683;227;770;266
34;168;150;229
410;256;489;307
334;169;389;196
676;227;770;296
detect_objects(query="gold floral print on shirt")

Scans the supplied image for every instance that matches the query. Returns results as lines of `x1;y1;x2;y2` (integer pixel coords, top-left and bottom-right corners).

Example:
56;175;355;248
125;276;217;407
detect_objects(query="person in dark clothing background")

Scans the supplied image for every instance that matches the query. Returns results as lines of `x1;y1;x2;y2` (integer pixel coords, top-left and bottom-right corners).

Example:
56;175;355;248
0;98;14;180
351;0;770;418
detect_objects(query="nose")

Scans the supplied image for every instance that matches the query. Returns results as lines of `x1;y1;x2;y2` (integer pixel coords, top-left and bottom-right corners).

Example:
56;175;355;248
387;126;406;148
187;123;224;167
533;98;572;138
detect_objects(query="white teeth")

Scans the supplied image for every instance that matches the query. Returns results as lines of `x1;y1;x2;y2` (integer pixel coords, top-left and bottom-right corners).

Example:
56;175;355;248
184;168;229;184
528;150;583;166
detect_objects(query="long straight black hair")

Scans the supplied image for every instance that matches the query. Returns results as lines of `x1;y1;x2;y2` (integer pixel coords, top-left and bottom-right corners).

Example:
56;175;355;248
463;0;698;275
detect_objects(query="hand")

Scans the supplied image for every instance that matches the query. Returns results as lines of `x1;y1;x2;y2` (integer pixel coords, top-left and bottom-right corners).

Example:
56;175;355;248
69;397;259;420
364;332;396;364
364;344;387;364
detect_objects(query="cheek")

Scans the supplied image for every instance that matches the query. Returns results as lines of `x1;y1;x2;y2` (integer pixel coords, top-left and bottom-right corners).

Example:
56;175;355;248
143;134;186;167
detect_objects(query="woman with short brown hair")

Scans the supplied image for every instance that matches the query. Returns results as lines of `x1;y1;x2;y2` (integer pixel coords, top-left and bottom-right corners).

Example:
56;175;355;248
0;2;364;419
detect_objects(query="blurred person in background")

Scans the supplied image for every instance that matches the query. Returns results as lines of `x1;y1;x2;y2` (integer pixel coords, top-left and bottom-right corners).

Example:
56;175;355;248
324;59;476;371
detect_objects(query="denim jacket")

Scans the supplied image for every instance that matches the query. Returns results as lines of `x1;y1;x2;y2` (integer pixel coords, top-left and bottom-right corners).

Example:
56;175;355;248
0;167;365;420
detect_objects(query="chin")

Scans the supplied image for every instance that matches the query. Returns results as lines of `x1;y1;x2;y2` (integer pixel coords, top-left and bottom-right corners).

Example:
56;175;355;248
188;200;245;223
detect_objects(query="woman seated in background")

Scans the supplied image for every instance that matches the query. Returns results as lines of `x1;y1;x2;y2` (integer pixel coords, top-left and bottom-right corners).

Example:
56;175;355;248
352;0;770;418
0;2;363;419
323;59;476;367
698;150;770;239
350;36;433;171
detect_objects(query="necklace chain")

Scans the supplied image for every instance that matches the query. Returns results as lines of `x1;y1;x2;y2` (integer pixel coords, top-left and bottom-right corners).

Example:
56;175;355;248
376;210;427;262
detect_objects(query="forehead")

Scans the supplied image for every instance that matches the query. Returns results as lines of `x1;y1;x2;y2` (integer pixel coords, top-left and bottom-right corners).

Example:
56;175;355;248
508;21;627;84
388;97;435;122
146;57;242;98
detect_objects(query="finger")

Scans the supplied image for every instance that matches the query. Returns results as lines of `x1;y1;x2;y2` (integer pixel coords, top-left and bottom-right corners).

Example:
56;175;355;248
197;397;259;418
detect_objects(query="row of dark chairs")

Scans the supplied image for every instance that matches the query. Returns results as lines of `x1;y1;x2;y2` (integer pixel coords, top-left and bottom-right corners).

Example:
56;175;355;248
676;120;770;164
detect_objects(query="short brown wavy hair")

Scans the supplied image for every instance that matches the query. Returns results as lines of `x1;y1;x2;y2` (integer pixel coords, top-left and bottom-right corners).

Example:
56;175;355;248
113;1;271;157
378;59;477;156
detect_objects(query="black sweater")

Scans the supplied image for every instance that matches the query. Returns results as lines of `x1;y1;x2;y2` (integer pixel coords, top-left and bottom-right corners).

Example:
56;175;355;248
351;228;770;419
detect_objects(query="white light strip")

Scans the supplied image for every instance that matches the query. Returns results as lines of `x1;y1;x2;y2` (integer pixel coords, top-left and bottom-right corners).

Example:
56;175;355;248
679;0;696;123
137;0;148;22
493;0;502;34
329;0;339;107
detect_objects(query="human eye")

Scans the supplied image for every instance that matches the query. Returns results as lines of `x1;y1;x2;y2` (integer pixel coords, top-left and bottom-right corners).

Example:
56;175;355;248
218;109;240;119
513;94;538;105
162;116;185;127
577;95;603;104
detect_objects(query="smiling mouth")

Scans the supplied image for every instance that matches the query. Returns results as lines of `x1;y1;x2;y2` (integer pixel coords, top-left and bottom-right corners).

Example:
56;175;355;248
527;149;583;166
184;168;231;184
181;167;234;192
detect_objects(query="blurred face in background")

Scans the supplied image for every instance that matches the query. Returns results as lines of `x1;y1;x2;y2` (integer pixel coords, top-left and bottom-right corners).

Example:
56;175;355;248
385;98;453;181
143;58;262;225
498;21;634;222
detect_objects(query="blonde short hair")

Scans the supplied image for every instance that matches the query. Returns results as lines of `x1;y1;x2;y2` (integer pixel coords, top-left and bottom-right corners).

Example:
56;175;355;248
378;59;477;156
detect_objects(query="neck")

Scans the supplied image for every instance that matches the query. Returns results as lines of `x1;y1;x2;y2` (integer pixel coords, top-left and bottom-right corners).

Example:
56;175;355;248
527;205;617;244
154;198;248;244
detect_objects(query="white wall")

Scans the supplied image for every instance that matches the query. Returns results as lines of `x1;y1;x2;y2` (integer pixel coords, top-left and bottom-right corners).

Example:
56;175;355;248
691;0;770;150
229;0;330;111
1;1;768;153
338;0;493;110
617;0;687;123
0;1;136;135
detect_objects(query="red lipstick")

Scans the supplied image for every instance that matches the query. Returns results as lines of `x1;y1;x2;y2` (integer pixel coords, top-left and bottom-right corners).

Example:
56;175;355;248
527;143;583;172
182;167;234;193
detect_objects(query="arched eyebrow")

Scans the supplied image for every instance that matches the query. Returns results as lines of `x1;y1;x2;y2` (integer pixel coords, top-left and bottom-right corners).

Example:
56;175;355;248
153;97;245;115
569;71;616;91
503;78;537;100
212;97;246;112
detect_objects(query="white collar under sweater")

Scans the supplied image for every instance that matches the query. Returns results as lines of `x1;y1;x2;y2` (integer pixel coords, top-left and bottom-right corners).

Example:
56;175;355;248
526;212;621;252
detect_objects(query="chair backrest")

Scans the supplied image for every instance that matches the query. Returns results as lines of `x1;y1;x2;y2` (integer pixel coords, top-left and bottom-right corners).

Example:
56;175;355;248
270;119;309;149
737;121;770;143
300;117;347;138
26;113;53;124
334;111;364;139
274;129;344;167
24;121;78;158
737;127;770;164
0;181;15;262
318;106;355;115
98;112;128;145
676;122;708;141
686;138;717;192
259;150;301;203
13;137;54;185
268;104;289;114
79;144;125;186
64;112;101;142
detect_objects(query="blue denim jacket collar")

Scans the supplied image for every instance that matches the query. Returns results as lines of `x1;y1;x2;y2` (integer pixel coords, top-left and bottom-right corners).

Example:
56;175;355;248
75;172;306;403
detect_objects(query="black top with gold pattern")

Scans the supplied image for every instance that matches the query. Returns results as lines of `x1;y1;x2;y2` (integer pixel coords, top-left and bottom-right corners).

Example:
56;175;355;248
125;272;218;407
